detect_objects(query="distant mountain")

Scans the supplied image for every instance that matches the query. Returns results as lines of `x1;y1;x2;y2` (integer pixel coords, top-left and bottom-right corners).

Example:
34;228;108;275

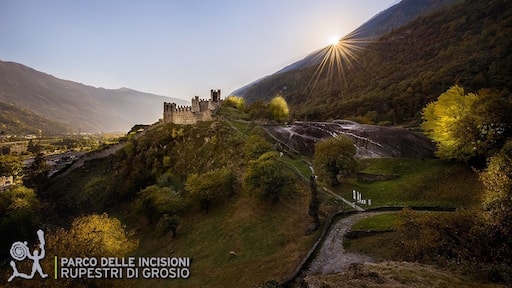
236;0;512;125
231;0;461;98
0;60;188;133
0;101;71;135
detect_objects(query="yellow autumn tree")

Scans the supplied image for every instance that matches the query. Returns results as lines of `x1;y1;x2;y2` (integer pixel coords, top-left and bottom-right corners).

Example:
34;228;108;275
224;95;246;110
422;85;511;162
422;85;478;160
48;213;138;258
269;95;289;123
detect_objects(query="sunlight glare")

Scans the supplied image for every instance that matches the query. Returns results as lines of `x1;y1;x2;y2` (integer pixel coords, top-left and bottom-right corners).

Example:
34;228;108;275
328;36;340;46
304;31;371;97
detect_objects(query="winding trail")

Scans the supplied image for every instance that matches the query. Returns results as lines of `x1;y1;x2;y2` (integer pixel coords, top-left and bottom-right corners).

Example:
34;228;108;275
305;211;387;275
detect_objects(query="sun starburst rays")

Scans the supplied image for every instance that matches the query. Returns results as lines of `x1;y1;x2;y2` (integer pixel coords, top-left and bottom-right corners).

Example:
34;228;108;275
304;33;370;96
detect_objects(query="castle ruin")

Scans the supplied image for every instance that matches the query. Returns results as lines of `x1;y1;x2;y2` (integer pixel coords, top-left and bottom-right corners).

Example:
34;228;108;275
163;89;222;125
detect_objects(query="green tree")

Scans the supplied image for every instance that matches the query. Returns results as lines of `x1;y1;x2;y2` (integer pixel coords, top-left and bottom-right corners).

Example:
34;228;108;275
313;135;358;186
0;155;22;178
244;134;273;160
247;100;272;120
269;95;290;123
0;186;40;259
83;176;110;211
138;185;185;222
156;214;180;237
185;168;235;212
243;151;295;203
23;153;50;190
27;140;41;154
422;85;511;163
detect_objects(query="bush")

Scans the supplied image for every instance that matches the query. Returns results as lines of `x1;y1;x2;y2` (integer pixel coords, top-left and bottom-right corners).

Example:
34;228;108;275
185;168;235;212
243;152;295;203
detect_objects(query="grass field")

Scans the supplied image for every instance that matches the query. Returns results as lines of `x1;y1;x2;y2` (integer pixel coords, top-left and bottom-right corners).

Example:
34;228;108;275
132;190;320;287
331;158;483;208
350;213;398;231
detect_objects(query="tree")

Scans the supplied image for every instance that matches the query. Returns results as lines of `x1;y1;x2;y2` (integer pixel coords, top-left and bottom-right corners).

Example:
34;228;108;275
27;140;41;154
83;176;110;211
23;153;50;190
308;175;320;229
138;185;185;222
185;168;235;212
0;155;23;178
480;140;512;264
313;135;358;186
269;95;289;123
156;214;180;237
247;100;272;120
224;95;246;110
244;134;273;160
243;151;295;203
0;186;40;259
422;85;511;163
49;213;138;258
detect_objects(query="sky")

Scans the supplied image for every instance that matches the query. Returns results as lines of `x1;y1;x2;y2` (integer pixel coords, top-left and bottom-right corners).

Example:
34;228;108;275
0;0;398;102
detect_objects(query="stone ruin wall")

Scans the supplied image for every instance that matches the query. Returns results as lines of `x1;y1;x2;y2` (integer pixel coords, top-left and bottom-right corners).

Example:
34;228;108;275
163;89;221;125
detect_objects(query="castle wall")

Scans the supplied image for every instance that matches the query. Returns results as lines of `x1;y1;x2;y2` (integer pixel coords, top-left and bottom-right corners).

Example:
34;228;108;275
163;90;221;125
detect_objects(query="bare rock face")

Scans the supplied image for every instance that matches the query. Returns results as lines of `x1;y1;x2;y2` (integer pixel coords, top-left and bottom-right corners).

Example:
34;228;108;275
264;121;435;158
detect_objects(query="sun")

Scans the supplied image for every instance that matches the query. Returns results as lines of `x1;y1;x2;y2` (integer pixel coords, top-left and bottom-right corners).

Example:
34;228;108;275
328;36;340;46
304;32;369;96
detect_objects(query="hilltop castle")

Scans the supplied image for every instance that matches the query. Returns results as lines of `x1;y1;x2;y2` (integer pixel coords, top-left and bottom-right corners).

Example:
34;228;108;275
163;89;222;125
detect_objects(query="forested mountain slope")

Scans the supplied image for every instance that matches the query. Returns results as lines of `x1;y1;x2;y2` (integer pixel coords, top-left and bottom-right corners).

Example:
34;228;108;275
241;0;511;125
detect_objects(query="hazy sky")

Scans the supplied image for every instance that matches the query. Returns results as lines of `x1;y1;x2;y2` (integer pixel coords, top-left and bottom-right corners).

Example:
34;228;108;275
1;0;397;101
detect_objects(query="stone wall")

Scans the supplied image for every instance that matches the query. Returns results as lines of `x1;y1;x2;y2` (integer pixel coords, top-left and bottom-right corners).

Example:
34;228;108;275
163;90;221;125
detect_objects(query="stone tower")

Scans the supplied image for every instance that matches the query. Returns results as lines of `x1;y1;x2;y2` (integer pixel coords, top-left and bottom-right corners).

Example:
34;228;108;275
163;89;223;125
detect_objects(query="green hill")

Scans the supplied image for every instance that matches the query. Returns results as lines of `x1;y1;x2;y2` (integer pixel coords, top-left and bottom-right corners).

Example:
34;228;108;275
34;107;491;287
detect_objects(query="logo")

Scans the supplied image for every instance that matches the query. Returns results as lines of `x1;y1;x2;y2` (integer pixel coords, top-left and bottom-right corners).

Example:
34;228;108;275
8;229;48;282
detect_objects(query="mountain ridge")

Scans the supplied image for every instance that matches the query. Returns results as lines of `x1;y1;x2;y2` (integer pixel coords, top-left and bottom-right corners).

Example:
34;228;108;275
236;0;512;125
0;60;188;133
231;0;461;98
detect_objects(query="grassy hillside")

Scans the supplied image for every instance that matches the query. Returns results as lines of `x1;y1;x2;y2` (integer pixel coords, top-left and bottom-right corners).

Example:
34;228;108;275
131;191;317;287
332;158;483;208
35;106;489;287
40;112;322;287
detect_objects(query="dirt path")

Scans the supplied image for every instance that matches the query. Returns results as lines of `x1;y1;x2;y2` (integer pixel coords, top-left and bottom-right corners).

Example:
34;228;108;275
305;212;386;275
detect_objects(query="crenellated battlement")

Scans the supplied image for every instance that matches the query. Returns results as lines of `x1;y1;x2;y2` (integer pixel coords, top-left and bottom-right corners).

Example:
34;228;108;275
163;89;223;125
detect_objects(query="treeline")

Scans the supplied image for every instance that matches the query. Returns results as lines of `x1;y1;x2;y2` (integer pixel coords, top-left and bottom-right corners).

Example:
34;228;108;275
242;0;512;125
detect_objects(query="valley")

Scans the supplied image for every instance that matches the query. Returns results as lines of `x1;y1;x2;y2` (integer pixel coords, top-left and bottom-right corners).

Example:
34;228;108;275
4;104;493;287
0;0;511;287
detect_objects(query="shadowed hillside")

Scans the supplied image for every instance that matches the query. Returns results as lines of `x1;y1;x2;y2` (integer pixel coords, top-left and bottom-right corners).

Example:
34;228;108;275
0;101;72;135
239;0;512;125
231;0;460;97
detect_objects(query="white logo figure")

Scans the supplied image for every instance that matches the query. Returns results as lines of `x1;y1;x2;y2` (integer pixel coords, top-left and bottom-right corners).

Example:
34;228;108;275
8;229;48;282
